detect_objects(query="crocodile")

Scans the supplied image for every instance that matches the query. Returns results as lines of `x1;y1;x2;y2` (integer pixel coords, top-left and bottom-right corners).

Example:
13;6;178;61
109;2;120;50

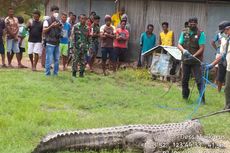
32;120;222;153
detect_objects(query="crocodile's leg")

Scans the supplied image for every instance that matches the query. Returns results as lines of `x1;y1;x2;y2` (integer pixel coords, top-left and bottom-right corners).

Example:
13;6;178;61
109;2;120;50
124;132;157;153
144;138;158;153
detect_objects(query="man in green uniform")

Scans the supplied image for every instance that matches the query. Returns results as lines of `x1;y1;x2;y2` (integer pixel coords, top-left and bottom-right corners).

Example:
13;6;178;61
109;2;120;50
71;14;90;77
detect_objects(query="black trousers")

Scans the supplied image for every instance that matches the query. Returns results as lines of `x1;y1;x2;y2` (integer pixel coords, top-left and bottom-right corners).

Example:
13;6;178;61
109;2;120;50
182;63;205;101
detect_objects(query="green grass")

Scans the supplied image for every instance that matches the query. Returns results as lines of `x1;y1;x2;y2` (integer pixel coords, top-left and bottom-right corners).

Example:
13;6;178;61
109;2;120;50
0;68;229;153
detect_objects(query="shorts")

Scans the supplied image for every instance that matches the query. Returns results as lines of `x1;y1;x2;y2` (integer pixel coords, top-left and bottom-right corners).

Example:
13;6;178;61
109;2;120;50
101;47;115;62
114;47;127;62
217;63;227;83
0;42;5;54
28;42;43;55
7;39;19;53
60;43;68;56
19;47;25;53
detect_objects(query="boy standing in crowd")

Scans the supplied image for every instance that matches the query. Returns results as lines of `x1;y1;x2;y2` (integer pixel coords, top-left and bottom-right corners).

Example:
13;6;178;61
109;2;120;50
140;24;156;68
159;22;178;79
159;22;174;46
100;15;116;75
67;12;73;23
112;7;125;27
5;8;25;68
89;15;100;72
114;19;129;69
0;17;6;67
60;12;71;71
117;14;131;32
43;5;62;76
27;10;43;71
88;11;96;29
71;14;90;78
69;14;77;28
18;16;27;68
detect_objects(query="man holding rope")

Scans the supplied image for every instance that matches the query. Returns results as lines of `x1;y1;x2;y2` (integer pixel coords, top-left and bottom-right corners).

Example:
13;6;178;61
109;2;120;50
178;17;206;104
206;21;230;111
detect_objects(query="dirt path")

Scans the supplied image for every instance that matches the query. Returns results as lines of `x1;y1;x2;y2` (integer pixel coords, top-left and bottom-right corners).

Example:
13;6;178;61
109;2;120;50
8;57;128;74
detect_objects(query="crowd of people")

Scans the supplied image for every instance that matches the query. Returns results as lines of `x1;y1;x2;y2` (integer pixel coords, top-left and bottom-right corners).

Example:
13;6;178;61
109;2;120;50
0;6;130;77
1;5;230;110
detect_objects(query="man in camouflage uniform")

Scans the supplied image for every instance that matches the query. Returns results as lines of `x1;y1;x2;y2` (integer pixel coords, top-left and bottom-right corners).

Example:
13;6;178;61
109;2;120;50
71;14;90;77
89;15;100;72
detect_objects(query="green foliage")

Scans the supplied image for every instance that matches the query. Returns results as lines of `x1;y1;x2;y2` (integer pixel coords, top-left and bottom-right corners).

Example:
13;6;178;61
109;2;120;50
0;0;45;20
0;69;228;153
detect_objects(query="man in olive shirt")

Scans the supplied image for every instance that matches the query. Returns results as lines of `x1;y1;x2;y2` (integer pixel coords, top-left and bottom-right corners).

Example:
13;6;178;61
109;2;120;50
178;17;206;104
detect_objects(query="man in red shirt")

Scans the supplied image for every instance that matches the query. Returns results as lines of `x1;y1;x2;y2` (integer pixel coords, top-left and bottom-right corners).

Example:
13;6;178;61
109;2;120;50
114;20;129;69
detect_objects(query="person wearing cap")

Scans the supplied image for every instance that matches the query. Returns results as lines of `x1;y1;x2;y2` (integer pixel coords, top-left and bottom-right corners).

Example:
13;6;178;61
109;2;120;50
210;21;229;92
100;15;116;75
177;17;206;104
206;21;230;110
112;6;126;27
117;14;131;32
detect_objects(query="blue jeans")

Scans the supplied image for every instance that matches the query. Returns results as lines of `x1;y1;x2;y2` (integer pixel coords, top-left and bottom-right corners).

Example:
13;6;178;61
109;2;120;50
45;44;60;76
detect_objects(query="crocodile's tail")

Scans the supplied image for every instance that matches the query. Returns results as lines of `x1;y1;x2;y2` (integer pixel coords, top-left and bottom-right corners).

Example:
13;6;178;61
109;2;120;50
32;131;123;153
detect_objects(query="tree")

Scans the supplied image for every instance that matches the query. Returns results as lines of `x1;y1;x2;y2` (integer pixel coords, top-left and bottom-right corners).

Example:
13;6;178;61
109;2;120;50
0;0;45;19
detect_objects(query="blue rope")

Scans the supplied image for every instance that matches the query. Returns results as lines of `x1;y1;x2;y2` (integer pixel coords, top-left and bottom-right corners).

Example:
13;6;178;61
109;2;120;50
156;103;194;111
155;63;216;119
187;67;209;119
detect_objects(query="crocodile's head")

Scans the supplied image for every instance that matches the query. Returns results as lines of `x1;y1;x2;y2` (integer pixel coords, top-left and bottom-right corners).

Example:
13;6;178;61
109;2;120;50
187;119;204;135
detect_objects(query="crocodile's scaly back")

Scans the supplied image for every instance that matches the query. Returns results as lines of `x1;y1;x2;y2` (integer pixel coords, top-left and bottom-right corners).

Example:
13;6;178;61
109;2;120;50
32;120;203;153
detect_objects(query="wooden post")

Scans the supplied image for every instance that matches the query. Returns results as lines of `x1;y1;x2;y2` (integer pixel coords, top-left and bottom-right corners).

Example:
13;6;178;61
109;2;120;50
44;0;50;15
65;0;68;13
89;0;92;16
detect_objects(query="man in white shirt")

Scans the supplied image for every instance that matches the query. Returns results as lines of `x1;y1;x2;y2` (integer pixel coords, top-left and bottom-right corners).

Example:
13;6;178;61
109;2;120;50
206;21;230;110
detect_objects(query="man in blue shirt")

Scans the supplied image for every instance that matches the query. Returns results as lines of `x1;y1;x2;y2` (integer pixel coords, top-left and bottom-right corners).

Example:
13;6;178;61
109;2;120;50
60;12;71;71
178;17;206;104
140;24;156;68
